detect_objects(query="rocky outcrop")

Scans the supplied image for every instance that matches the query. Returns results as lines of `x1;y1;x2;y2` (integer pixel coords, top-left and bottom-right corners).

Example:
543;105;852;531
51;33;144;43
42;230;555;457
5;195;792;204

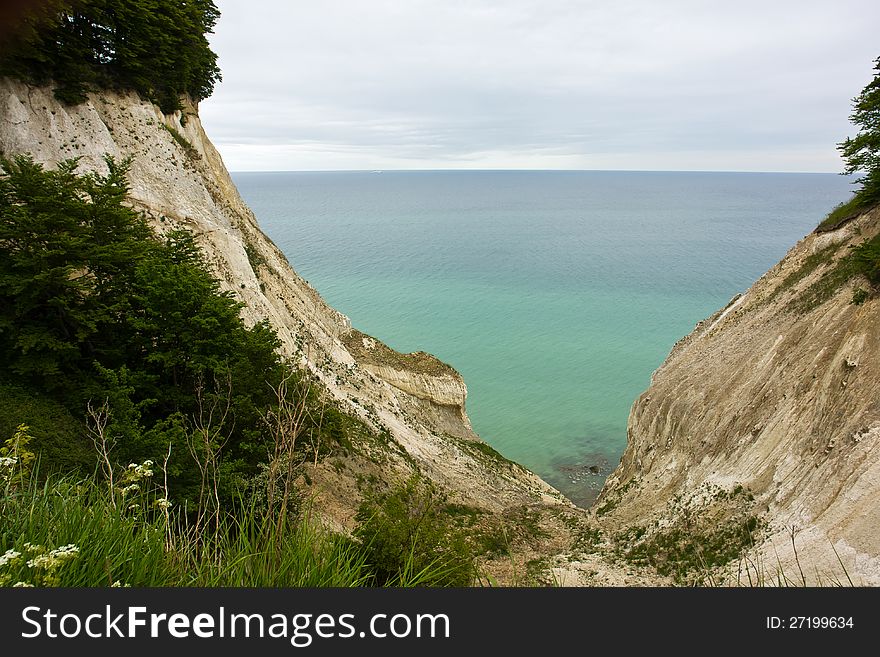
598;205;880;585
340;329;474;439
0;77;567;523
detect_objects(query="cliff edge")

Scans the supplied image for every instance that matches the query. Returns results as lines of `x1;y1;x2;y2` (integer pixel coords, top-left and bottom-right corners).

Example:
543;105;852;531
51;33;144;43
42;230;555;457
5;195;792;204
598;204;880;585
0;77;566;529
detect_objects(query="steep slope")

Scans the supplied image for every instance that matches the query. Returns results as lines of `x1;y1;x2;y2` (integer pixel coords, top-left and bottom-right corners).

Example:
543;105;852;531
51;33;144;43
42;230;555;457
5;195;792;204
598;205;880;585
0;78;566;528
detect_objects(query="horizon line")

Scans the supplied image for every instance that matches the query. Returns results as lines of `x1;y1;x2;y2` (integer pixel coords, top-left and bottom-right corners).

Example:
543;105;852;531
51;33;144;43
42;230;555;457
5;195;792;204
228;167;850;176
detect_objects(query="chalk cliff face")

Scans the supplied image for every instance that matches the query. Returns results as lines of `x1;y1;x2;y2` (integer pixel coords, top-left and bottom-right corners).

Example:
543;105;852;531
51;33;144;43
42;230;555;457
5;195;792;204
8;76;878;585
0;78;565;524
599;205;880;584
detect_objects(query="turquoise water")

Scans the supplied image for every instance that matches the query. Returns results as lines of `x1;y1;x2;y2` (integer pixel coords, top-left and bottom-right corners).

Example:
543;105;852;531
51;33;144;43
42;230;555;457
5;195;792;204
231;170;853;505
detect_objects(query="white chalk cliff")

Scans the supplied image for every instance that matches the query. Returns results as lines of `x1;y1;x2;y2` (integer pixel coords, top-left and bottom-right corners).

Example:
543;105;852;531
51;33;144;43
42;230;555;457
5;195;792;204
0;78;565;527
599;205;880;585
5;76;879;585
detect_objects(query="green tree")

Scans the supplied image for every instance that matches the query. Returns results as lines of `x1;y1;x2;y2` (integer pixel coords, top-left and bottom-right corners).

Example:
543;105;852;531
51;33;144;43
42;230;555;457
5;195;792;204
0;0;221;111
839;56;880;205
0;155;289;502
0;155;151;388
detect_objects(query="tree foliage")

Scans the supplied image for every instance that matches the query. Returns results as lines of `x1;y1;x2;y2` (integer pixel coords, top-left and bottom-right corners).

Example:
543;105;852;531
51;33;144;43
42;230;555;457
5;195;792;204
0;155;313;502
354;476;477;586
0;0;221;111
838;56;880;205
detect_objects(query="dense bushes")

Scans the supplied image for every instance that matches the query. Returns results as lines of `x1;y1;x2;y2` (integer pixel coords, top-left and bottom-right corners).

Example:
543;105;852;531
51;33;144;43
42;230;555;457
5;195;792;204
0;0;221;111
354;476;476;586
0;154;308;506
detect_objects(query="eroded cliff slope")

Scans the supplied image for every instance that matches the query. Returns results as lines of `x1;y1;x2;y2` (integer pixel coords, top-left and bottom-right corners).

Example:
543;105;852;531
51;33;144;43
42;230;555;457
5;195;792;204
0;78;566;529
599;205;880;585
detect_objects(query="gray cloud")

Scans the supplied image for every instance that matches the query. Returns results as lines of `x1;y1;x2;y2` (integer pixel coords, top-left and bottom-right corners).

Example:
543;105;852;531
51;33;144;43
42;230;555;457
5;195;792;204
199;0;880;171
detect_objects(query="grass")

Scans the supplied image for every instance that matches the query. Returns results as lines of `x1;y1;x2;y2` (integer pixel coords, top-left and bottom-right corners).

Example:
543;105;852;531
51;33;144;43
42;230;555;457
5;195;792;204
764;243;842;306
786;233;880;312
761;195;879;312
815;195;868;233
595;477;637;516
758;229;880;313
243;238;268;274
1;476;178;587
617;515;763;585
789;256;859;313
0;472;460;587
449;435;519;472
340;329;458;378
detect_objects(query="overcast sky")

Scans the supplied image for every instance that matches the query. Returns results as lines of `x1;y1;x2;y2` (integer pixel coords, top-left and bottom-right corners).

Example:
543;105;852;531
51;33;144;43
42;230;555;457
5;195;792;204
199;0;880;172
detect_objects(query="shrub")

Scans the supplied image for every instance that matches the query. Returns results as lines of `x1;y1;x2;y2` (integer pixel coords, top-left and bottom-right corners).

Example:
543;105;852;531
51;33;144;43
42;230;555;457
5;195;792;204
354;476;476;586
849;234;880;285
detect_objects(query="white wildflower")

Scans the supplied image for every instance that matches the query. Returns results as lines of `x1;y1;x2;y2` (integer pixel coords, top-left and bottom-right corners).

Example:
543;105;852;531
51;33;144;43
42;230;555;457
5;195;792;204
128;503;139;511
120;483;140;496
154;497;172;510
22;542;43;554
123;460;154;480
12;581;34;587
49;544;79;562
26;544;78;570
0;549;22;568
0;456;17;468
27;554;59;570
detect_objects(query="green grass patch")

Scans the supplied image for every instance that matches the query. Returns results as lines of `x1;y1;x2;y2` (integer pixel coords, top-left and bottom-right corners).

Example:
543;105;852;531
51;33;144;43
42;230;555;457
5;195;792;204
341;329;458;378
0;471;469;587
789;233;880;312
243;238;268;274
815;195;867;232
524;557;553;585
790;259;858;312
764;243;842;306
449;435;519;472
618;515;763;585
571;525;603;555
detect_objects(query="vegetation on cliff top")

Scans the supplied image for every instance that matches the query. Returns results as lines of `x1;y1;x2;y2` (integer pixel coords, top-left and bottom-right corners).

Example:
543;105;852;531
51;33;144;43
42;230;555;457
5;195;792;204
341;329;459;379
818;55;880;232
0;0;221;112
804;55;880;306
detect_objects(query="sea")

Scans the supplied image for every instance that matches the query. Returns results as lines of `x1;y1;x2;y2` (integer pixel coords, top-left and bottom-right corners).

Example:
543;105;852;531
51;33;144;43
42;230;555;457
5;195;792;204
231;170;854;506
